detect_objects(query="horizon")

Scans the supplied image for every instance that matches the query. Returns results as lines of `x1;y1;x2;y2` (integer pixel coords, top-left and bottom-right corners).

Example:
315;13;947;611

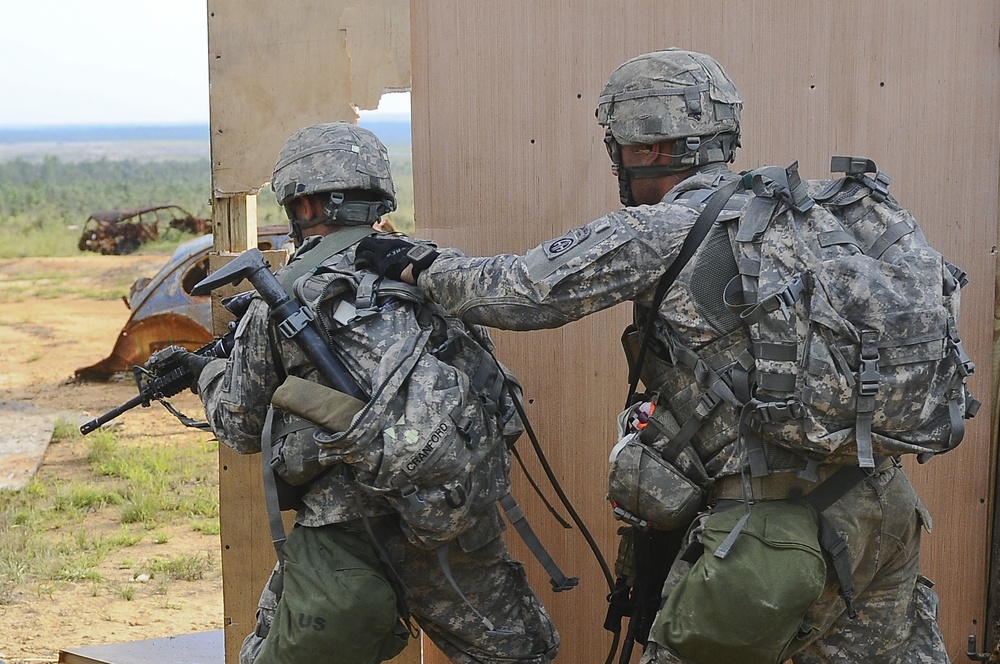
0;117;412;145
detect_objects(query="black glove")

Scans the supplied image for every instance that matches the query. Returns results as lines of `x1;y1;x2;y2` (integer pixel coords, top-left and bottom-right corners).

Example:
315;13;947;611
356;236;439;281
146;345;215;385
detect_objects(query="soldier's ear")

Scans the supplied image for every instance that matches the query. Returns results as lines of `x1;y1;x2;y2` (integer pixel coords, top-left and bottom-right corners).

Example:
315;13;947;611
294;196;322;221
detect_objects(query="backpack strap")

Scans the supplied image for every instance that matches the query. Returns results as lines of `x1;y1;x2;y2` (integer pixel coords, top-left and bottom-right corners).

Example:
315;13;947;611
799;457;891;619
499;493;580;592
277;225;375;293
261;406;292;563
627;177;743;405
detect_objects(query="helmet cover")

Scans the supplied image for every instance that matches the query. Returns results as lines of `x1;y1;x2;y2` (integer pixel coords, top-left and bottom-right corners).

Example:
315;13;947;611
596;48;742;146
271;122;397;209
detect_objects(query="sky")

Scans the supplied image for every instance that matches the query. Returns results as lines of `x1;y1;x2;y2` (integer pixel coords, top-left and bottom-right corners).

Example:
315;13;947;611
0;0;410;128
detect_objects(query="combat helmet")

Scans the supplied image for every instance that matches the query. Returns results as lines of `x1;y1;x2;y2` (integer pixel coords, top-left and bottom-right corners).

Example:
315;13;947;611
272;122;397;244
596;49;742;203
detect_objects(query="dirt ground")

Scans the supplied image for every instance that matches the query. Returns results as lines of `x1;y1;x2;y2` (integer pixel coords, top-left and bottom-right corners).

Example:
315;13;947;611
0;255;224;663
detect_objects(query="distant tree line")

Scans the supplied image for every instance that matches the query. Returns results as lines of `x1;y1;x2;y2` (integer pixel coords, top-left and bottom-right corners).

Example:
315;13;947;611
0;155;413;258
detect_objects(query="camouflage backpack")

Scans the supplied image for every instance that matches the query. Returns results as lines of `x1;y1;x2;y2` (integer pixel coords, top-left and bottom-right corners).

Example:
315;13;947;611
667;156;980;475
266;230;523;550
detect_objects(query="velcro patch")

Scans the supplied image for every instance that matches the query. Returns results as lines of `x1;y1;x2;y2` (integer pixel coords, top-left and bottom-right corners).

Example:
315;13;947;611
543;226;592;259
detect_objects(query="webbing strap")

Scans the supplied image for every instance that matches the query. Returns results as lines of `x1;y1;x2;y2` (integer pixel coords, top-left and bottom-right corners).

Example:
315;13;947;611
865;220;914;259
855;331;880;469
735;195;781;243
261;407;289;562
626;178;743;405
435;544;498;632
739;405;771;478
499;493;580;592
277;225;375;294
800;459;888;619
816;512;857;619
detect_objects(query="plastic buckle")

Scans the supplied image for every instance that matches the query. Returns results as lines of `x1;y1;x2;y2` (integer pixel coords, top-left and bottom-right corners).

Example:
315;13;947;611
399;484;426;510
757;399;801;424
277;305;314;339
551;575;580;593
862;171;891;203
695;390;722;418
858;331;880;396
610;504;649;530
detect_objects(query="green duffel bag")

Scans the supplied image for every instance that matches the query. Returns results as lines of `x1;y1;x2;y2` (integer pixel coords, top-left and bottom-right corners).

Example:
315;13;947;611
649;500;827;664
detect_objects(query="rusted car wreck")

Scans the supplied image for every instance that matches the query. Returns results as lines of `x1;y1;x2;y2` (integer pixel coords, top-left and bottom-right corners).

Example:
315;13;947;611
75;227;292;380
78;204;212;255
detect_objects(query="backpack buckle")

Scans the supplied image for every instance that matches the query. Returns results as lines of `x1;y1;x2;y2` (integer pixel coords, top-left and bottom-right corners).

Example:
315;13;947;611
276;305;315;339
756;399;803;424
858;331;881;397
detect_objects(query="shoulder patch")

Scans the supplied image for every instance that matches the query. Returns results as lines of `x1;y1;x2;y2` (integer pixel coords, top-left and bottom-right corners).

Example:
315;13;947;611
543;226;591;259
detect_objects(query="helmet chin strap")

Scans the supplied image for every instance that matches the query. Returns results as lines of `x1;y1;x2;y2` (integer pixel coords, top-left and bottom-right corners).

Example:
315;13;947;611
605;130;739;206
288;192;393;245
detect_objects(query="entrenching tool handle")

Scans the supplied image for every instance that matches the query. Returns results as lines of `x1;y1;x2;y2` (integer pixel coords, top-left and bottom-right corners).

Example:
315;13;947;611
191;249;368;402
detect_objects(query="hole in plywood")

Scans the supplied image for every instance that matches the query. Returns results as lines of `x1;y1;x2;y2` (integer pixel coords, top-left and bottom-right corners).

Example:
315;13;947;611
357;91;414;234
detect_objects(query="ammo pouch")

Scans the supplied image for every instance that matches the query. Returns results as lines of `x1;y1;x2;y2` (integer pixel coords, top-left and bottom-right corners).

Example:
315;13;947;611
607;402;707;531
269;375;366;486
650;501;826;664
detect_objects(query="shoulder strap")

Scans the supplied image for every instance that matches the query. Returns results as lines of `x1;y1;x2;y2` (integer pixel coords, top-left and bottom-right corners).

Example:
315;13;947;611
626;177;743;405
261;406;290;563
278;225;375;293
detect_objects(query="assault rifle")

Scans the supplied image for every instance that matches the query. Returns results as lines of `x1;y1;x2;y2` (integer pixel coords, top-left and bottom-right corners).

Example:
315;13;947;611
79;291;254;435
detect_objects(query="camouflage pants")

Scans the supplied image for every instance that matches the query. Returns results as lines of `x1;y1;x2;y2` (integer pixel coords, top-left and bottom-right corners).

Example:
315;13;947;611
241;508;559;664
639;464;949;664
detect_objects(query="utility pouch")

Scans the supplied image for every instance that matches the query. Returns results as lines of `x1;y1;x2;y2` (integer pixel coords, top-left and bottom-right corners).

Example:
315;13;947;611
650;501;826;664
607;404;705;531
269;375;366;486
271;375;366;433
608;437;703;531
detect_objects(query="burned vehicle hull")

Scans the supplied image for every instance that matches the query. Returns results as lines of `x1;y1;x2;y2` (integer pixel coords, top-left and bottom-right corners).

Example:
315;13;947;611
78;204;212;255
75;227;291;380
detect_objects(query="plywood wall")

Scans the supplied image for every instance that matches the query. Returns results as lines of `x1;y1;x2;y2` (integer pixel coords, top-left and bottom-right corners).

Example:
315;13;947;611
410;1;1000;662
207;0;409;196
207;1;999;662
206;2;413;662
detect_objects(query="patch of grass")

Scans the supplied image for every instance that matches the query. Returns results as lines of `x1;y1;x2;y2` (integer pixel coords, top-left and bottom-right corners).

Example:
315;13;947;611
0;427;220;606
137;553;214;582
192;519;221;536
52;483;124;513
52;416;83;442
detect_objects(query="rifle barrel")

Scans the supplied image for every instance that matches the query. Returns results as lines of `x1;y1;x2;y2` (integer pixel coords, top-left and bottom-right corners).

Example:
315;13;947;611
80;393;147;435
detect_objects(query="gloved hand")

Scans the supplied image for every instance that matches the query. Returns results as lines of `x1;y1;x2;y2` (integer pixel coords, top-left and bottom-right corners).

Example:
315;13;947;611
146;345;215;385
355;236;439;282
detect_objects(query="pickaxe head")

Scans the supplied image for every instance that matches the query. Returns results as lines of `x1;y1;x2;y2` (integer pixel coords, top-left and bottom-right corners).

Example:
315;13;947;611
191;248;268;296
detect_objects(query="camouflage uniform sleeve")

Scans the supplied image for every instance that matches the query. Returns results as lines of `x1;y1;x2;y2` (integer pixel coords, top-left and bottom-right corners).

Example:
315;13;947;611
418;204;699;330
197;298;280;454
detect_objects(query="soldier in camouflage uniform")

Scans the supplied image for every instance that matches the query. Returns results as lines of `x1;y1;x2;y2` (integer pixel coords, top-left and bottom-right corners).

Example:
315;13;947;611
151;122;558;664
354;50;950;663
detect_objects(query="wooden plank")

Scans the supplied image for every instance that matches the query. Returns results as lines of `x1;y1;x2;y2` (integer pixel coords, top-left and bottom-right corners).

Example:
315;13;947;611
412;1;1000;661
0;400;59;490
212;195;257;255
